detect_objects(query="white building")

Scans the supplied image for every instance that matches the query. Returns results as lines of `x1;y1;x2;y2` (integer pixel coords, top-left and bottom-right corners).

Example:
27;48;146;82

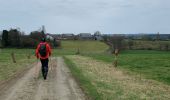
79;33;93;40
46;33;54;41
61;33;74;39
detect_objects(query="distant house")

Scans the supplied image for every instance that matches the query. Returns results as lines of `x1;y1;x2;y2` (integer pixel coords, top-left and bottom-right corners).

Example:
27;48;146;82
94;32;103;41
133;34;143;40
79;33;93;40
94;36;103;41
103;34;124;37
50;34;62;40
46;33;54;41
159;34;170;40
124;33;170;40
61;33;74;40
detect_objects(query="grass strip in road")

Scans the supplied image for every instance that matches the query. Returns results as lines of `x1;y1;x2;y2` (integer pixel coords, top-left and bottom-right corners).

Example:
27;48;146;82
64;56;102;100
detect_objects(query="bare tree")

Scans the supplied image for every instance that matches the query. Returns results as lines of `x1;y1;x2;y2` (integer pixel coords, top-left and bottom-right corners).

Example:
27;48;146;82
128;40;134;50
109;35;124;53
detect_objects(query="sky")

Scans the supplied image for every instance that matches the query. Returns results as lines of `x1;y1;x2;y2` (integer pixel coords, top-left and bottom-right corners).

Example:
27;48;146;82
0;0;170;34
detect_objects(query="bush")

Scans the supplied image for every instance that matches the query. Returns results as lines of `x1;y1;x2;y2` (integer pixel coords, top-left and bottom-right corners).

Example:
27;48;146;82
20;36;38;48
55;40;61;48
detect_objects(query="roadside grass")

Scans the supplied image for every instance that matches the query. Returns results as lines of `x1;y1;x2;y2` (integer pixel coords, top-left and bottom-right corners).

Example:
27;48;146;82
65;55;170;100
0;48;36;81
53;40;170;85
82;50;170;85
64;56;102;100
47;40;170;85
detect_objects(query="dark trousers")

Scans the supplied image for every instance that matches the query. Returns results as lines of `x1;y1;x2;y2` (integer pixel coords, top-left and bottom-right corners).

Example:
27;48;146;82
40;58;49;79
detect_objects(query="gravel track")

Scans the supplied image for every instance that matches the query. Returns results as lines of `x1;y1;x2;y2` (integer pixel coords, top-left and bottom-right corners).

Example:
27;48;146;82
0;57;85;100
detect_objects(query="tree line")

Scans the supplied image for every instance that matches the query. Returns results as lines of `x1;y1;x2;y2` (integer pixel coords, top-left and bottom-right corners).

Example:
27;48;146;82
103;35;170;53
1;29;60;48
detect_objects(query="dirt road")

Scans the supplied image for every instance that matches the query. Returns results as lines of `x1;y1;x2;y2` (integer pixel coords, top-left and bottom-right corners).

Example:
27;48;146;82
0;57;85;100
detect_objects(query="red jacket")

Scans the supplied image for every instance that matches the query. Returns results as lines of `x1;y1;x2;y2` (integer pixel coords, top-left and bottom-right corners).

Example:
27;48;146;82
36;42;52;59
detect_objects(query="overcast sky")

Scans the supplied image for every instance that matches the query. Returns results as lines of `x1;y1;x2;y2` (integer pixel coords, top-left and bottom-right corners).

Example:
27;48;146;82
0;0;170;34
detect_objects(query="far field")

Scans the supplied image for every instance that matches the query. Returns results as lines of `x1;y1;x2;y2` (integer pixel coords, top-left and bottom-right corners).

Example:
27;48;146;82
52;40;109;55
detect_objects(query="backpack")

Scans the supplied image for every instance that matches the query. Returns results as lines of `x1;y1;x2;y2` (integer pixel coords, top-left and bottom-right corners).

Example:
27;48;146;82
39;43;47;57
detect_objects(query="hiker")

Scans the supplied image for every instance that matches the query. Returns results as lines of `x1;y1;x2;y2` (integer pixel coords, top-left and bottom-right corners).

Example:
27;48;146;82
36;38;52;80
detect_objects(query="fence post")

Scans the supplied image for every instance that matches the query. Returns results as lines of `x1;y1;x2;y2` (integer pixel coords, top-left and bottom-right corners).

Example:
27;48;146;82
27;53;31;59
113;49;119;67
76;48;80;55
11;52;16;63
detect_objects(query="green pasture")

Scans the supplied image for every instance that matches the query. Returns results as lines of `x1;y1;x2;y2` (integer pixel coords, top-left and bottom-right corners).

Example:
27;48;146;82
52;40;108;55
1;40;170;100
84;50;170;85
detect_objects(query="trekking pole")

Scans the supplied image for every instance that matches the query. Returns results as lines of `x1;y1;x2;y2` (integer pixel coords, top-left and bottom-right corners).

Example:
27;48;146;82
49;56;52;72
34;58;39;79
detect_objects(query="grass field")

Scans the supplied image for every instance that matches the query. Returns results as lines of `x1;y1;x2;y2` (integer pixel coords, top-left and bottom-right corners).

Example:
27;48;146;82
61;40;170;99
1;40;170;99
132;40;170;49
52;40;108;56
83;50;170;85
64;57;102;100
0;49;35;81
47;41;170;85
65;55;170;100
0;40;107;81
